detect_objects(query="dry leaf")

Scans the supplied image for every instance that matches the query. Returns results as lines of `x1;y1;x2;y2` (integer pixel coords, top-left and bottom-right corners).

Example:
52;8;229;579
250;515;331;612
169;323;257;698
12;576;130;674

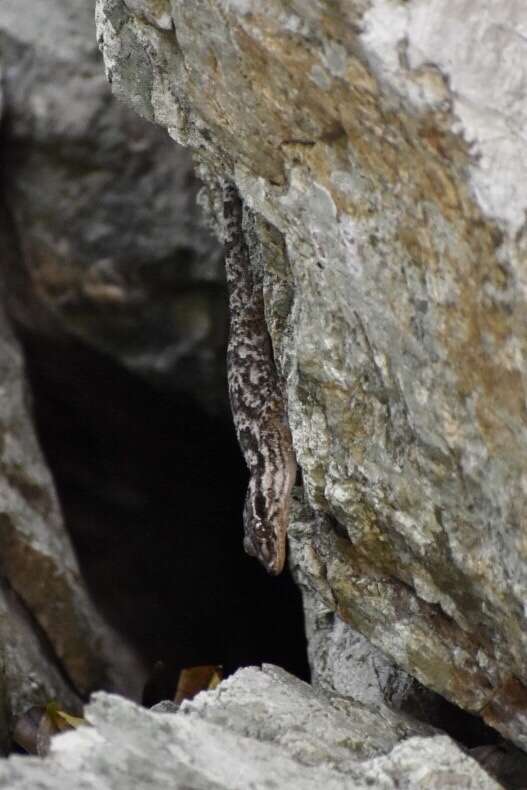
46;702;86;730
174;665;223;705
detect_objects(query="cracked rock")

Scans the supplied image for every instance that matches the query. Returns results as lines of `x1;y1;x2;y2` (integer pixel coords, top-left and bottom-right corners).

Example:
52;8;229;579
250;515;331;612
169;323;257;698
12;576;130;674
0;666;501;789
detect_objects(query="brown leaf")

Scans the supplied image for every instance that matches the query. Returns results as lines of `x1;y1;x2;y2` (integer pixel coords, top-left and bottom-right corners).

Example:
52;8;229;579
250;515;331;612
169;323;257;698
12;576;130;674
46;701;86;731
174;665;223;705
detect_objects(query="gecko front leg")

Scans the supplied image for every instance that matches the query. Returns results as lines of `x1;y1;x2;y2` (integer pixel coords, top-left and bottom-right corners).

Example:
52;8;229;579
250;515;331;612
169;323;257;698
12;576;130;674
223;181;297;575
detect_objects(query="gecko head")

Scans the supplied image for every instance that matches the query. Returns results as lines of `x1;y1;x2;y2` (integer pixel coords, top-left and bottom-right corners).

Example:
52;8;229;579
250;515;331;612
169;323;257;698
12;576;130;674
243;482;287;576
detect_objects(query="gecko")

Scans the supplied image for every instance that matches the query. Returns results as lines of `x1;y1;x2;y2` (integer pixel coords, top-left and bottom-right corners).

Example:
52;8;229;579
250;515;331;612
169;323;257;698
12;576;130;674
222;180;297;575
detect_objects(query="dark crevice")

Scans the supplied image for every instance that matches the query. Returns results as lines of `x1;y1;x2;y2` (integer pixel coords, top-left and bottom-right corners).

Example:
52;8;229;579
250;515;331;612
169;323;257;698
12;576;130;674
17;328;310;698
398;679;500;749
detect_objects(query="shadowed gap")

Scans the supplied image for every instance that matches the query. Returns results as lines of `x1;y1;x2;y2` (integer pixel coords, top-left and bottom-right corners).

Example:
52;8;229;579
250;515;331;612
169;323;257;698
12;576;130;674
19;329;310;701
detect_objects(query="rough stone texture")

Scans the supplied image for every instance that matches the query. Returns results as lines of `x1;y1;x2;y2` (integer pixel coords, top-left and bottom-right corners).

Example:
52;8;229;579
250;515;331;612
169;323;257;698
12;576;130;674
96;0;527;748
0;667;501;788
183;663;436;762
0;0;226;413
0;580;82;753
0;289;144;750
290;511;416;710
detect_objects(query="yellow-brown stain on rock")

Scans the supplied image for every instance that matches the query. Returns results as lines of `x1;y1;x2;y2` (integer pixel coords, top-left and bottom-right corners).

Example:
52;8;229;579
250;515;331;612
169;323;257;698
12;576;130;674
0;520;107;694
324;529;497;710
482;676;527;740
397;223;438;268
443;227;527;457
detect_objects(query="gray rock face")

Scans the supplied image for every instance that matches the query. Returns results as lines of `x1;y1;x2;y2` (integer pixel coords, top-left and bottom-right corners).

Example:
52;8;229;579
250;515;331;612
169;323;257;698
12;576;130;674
1;0;226;412
0;5;158;740
0;667;501;788
0;580;81;738
95;0;527;748
0;291;143;750
183;663;436;764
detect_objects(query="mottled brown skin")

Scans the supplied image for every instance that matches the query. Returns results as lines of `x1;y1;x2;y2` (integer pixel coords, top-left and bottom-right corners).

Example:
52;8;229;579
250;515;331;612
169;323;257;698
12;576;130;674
223;181;296;575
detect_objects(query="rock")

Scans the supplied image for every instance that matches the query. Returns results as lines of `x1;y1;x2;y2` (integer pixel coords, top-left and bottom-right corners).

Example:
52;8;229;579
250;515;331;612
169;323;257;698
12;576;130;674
0;666;501;788
183;664;437;763
0;286;144;749
150;700;179;714
289;498;416;709
96;0;527;748
470;743;527;790
0;0;226;413
0;579;82;754
123;0;172;30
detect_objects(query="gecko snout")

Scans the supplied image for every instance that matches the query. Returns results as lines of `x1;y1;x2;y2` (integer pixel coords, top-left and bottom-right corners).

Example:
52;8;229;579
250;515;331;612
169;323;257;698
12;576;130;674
243;530;283;575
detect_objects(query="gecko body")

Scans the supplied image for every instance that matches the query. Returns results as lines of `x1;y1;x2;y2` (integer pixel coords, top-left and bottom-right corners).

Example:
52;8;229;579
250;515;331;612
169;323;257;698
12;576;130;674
223;181;296;575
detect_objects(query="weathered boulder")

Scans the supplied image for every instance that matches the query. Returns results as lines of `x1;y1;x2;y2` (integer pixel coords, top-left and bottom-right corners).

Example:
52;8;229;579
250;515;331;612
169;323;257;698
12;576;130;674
95;0;527;748
0;666;502;788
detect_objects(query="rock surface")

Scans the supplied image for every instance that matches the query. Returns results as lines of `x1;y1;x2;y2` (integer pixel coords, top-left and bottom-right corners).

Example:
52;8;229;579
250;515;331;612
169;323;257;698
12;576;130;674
0;0;226;413
0;666;501;788
0;289;143;750
0;579;81;751
96;0;527;748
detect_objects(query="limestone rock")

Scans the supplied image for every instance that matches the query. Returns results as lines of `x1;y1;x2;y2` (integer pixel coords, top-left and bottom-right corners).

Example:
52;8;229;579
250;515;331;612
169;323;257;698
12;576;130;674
96;0;527;747
182;663;436;763
0;667;501;788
